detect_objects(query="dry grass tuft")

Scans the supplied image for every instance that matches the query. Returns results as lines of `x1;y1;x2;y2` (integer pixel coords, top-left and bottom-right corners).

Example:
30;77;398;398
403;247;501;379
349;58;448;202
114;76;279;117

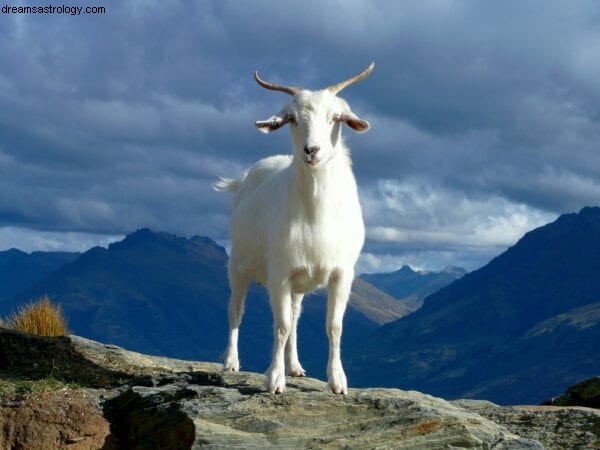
5;296;69;337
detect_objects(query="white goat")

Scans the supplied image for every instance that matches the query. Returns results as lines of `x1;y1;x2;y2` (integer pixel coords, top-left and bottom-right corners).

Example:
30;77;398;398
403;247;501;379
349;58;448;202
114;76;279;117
214;63;373;394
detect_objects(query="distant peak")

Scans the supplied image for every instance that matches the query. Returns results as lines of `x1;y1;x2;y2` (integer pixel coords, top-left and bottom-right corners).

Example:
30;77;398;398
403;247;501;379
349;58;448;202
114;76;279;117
2;248;27;256
107;228;227;258
110;228;156;246
397;265;416;274
128;228;155;238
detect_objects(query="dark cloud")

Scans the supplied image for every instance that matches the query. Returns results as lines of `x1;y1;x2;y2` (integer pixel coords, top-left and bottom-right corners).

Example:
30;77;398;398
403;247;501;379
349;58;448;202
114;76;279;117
0;0;599;271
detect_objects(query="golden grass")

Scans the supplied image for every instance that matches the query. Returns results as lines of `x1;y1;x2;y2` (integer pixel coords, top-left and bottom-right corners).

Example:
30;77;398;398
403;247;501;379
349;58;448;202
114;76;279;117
5;296;69;336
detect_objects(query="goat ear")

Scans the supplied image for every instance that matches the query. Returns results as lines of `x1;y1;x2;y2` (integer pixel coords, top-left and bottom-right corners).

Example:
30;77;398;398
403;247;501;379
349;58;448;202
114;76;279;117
344;115;370;133
338;101;371;133
255;115;288;133
339;107;370;133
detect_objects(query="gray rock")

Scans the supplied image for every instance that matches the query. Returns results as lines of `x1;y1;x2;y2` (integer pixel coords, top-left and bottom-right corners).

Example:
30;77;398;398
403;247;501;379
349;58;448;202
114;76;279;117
103;370;543;449
0;329;547;449
454;399;600;450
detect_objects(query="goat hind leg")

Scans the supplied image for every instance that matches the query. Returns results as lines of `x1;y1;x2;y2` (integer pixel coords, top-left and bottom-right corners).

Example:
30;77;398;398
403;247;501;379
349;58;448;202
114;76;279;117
286;293;306;377
223;270;249;372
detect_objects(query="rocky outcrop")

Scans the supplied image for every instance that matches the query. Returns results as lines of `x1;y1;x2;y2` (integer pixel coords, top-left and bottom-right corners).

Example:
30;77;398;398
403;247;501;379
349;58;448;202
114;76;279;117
0;388;110;450
104;371;543;449
1;329;598;449
543;376;600;409
455;400;599;450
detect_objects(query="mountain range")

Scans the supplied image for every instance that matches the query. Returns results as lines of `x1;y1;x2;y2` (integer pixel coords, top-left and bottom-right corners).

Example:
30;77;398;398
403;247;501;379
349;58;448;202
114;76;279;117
2;206;598;404
346;206;600;404
0;249;78;302
0;229;460;380
362;265;467;310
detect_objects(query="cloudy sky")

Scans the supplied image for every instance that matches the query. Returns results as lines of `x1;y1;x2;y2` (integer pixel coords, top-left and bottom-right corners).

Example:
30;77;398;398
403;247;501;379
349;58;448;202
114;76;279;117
1;1;599;273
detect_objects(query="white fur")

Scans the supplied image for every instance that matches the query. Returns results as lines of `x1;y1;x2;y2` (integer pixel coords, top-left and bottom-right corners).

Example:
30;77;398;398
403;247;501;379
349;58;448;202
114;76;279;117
215;87;369;394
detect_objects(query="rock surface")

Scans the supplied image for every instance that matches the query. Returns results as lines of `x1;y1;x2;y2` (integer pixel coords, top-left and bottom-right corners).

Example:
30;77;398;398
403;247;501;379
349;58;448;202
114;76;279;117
455;400;600;450
1;329;598;449
106;372;543;449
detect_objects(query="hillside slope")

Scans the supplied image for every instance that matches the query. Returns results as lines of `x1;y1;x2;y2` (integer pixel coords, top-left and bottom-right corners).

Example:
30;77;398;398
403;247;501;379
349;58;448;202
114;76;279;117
348;207;600;404
361;265;466;310
0;249;78;302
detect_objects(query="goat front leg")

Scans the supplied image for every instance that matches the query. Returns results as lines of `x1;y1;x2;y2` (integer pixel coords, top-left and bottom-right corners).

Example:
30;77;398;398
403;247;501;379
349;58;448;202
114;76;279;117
286;293;306;377
265;284;292;394
326;269;352;394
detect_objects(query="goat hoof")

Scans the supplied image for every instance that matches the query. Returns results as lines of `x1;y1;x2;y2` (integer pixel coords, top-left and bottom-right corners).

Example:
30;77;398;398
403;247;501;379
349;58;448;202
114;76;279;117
266;366;286;394
288;367;306;377
223;355;240;372
327;367;348;395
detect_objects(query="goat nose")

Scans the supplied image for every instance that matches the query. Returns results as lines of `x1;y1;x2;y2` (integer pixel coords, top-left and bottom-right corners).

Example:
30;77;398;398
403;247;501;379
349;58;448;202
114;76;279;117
303;145;320;156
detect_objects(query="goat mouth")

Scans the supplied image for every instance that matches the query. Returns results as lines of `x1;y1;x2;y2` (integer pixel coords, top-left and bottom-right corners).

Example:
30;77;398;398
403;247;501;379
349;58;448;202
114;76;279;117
306;159;320;167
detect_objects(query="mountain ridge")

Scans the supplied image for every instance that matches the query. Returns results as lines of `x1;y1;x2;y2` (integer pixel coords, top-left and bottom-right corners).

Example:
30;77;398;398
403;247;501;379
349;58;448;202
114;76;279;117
361;264;467;311
1;229;401;379
347;206;600;404
0;248;79;302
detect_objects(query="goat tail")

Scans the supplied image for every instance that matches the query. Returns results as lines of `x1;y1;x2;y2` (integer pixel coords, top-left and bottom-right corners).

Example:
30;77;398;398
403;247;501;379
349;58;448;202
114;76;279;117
213;176;243;193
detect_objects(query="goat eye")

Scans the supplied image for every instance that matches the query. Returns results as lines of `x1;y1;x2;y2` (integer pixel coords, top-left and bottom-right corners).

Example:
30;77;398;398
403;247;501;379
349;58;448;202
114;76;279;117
331;115;341;124
286;114;297;124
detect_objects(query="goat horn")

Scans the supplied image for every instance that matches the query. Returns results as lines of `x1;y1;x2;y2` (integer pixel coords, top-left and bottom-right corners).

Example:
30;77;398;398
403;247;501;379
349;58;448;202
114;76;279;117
327;62;375;95
254;71;302;96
